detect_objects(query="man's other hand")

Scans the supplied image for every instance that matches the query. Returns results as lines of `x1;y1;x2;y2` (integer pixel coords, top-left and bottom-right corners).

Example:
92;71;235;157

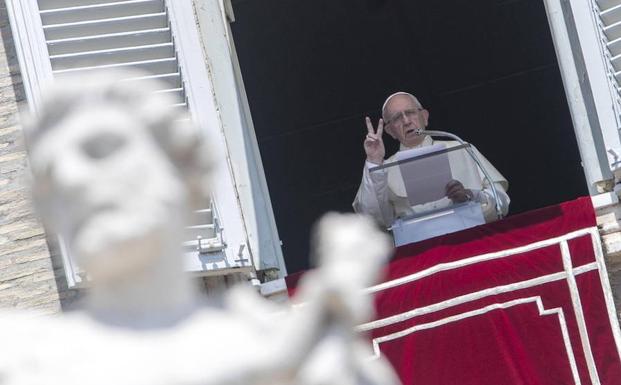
445;180;473;203
364;117;385;165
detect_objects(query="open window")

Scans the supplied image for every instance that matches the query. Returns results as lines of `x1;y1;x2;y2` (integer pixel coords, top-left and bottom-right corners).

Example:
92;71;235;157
229;0;605;273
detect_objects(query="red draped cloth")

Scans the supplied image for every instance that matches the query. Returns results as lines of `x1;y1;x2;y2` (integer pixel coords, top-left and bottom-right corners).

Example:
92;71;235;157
286;197;621;385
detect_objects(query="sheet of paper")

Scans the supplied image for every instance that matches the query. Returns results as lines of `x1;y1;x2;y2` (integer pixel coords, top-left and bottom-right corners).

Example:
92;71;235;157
395;143;452;206
446;147;482;191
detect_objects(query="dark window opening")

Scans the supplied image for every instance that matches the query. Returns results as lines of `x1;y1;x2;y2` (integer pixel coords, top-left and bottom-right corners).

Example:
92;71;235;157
230;0;588;273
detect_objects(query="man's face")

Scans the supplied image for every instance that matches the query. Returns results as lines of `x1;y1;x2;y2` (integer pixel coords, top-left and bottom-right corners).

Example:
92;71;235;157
30;106;187;282
383;95;429;147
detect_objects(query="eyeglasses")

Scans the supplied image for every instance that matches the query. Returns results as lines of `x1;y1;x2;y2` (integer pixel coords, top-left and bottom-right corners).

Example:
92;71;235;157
385;108;424;128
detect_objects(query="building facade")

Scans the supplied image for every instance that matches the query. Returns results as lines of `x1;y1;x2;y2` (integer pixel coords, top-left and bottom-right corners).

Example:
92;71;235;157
3;0;621;315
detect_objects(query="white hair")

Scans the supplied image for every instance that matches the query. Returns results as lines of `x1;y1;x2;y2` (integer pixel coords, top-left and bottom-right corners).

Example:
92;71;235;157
381;92;423;120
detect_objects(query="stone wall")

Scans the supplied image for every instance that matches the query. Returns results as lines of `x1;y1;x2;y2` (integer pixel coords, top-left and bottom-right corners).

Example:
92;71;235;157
0;3;67;314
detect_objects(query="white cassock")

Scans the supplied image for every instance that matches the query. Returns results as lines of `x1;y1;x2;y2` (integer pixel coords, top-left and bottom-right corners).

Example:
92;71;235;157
353;135;510;228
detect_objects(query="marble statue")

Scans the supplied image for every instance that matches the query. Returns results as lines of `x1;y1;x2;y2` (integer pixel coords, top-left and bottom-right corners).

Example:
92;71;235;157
0;70;400;385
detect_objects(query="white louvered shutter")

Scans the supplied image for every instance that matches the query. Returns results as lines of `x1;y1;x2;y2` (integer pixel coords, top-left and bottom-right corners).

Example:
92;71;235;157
543;0;621;192
7;0;253;287
590;0;621;126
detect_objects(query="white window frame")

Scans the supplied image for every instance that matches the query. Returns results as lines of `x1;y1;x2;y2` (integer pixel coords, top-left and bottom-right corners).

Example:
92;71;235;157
5;0;53;114
165;0;252;275
6;0;258;285
191;0;286;277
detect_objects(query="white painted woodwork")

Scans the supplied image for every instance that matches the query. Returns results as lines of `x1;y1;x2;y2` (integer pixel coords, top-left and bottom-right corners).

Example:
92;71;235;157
544;0;621;192
193;0;286;276
7;0;257;285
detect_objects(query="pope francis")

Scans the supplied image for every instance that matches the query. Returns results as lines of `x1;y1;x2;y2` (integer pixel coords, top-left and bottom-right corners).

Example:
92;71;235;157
353;92;510;229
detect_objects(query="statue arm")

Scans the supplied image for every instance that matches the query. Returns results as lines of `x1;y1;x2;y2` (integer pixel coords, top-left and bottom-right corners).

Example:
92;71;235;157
218;214;397;385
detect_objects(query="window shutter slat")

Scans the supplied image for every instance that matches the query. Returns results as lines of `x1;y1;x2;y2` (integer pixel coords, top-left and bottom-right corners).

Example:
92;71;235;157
601;4;621;23
49;42;175;70
53;57;179;76
604;21;621;41
122;72;182;89
38;0;128;11
47;28;172;55
43;13;167;40
600;0;621;12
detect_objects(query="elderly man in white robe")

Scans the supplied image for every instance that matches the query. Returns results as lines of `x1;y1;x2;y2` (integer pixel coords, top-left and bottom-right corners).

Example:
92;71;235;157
353;92;510;231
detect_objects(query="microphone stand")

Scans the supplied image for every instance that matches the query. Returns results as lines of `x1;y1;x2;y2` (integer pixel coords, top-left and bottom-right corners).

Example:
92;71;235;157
424;130;504;220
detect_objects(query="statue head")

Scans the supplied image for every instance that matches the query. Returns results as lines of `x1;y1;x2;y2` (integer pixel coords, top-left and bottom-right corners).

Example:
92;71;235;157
25;70;213;286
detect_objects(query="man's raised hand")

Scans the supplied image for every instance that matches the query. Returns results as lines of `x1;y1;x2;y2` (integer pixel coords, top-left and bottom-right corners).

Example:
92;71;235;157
364;117;385;165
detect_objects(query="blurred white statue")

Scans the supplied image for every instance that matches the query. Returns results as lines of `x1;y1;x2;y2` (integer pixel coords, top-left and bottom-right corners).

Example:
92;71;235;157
0;70;400;385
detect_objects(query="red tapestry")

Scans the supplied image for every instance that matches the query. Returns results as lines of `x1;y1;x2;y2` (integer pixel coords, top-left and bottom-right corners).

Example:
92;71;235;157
286;197;621;385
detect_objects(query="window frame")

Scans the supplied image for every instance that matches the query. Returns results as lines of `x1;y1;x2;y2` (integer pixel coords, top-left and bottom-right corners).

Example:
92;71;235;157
191;0;287;277
5;0;53;114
